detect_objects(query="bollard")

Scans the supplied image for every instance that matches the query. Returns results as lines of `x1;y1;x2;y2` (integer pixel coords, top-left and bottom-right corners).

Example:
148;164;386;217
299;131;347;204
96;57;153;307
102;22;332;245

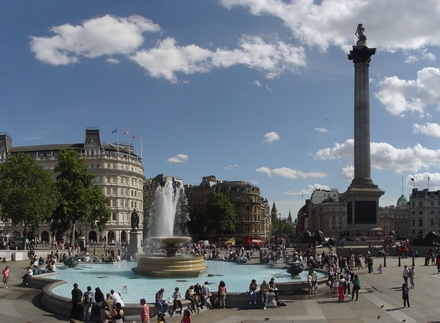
412;255;415;267
383;254;387;268
398;255;401;267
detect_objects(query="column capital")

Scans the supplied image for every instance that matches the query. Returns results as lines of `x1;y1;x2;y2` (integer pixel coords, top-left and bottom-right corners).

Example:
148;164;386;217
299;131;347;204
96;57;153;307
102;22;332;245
348;45;376;63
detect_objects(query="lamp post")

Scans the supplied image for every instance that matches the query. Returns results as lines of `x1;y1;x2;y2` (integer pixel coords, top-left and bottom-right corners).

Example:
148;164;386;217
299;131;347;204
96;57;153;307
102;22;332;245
278;213;282;245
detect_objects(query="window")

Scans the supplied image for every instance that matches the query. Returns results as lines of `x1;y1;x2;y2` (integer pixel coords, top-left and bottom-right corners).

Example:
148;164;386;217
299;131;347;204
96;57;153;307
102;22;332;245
112;188;116;195
112;213;116;221
106;188;111;195
431;219;435;226
90;164;94;169
419;201;423;207
419;219;423;226
112;200;116;207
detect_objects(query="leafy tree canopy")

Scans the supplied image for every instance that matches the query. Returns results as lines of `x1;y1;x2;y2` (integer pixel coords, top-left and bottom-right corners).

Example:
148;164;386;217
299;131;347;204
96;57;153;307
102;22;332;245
51;149;110;245
0;153;56;237
205;192;236;236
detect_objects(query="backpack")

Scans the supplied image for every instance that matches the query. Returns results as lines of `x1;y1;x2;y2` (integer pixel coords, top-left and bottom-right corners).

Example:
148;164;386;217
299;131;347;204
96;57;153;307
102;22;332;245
85;292;94;304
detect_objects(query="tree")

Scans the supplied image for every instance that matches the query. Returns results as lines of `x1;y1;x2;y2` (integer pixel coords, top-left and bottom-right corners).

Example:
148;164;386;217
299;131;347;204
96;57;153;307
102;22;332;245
51;149;110;246
0;153;56;240
205;192;236;237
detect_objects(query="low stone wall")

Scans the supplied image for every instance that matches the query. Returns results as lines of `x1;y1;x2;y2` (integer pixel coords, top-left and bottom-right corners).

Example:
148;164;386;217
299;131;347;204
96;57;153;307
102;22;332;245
209;292;277;309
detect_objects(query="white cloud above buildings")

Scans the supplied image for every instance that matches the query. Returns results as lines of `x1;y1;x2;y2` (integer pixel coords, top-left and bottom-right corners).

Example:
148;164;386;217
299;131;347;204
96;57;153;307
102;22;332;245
315;127;328;133
257;167;326;179
315;139;440;174
167;154;189;163
285;183;330;196
413;123;440;138
375;67;440;117
220;0;440;54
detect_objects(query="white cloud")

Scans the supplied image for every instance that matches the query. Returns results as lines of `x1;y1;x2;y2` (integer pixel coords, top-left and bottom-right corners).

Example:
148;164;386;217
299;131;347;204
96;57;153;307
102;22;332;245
408;173;440;190
342;165;354;181
167;154;189;163
315;127;328;133
413;122;440;137
266;85;273;93
256;166;272;177
257;166;326;179
252;80;262;87
315;139;440;173
262;131;280;143
273;167;327;179
225;164;239;170
106;58;119;64
130;37;212;83
375;68;440;116
286;184;331;196
220;0;440;53
30;15;160;65
404;49;436;63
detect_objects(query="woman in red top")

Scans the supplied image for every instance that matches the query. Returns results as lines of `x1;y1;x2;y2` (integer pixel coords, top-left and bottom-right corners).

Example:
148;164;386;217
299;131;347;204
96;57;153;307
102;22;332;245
218;280;227;309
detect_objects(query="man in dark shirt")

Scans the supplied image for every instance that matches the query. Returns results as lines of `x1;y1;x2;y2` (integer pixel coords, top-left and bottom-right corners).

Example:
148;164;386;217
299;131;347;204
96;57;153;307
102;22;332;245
155;288;169;315
71;283;83;320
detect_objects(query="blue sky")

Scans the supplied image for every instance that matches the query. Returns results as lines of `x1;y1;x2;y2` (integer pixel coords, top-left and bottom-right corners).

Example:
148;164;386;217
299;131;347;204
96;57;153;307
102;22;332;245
2;0;440;220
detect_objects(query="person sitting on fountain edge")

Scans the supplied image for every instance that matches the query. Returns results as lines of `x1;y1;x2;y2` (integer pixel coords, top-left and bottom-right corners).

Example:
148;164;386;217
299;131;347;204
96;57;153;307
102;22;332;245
155;288;169;315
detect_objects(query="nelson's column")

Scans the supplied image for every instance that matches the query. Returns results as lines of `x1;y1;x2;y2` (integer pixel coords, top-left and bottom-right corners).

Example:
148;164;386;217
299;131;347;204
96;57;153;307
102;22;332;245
342;24;384;233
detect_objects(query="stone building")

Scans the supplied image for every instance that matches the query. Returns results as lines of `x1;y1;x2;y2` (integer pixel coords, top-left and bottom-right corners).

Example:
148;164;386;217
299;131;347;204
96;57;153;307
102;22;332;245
378;194;409;238
0;128;145;246
308;198;347;238
408;188;440;237
184;175;270;243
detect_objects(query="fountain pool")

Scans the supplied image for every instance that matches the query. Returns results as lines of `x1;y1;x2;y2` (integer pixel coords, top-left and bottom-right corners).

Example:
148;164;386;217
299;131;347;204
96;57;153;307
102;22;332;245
48;260;325;303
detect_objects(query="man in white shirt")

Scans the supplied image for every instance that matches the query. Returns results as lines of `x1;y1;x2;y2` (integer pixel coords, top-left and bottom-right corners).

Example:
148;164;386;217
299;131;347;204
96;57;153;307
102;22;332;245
111;289;125;308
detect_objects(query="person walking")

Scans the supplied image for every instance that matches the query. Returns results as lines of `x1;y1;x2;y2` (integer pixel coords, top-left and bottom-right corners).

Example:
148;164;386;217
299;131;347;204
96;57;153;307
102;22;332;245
402;265;409;285
140;298;150;323
180;309;191;323
409;266;415;289
402;283;410;308
338;275;345;301
2;265;10;289
200;281;210;309
351;274;360;301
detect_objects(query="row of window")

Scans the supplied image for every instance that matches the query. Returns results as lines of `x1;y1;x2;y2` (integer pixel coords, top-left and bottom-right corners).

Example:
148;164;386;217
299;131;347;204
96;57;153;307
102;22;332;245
411;200;440;206
106;188;141;197
410;219;440;227
109;200;139;209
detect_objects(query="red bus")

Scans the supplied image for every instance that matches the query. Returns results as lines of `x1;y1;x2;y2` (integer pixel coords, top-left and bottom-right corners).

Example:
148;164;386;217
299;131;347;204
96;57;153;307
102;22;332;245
242;236;263;249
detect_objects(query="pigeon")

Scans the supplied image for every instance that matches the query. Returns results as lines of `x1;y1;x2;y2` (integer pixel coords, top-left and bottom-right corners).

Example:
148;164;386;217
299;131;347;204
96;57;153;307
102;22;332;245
380;305;384;308
377;315;380;319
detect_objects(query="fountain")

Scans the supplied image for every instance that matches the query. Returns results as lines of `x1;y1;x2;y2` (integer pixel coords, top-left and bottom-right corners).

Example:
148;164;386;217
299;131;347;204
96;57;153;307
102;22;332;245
131;178;207;278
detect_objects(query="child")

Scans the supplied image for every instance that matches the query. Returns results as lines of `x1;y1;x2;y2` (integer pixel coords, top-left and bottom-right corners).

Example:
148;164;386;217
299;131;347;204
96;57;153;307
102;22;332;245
377;263;383;274
181;309;191;323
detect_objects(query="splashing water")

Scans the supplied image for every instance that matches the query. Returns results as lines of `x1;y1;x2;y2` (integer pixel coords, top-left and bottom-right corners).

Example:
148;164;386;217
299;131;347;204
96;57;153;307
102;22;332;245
154;180;183;237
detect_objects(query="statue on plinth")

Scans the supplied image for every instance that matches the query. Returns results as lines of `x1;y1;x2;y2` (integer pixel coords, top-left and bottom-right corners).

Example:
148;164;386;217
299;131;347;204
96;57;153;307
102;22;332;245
131;209;139;231
355;23;366;41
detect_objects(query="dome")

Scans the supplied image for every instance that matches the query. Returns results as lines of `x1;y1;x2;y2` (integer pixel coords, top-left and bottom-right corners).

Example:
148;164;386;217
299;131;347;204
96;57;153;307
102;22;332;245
396;194;407;207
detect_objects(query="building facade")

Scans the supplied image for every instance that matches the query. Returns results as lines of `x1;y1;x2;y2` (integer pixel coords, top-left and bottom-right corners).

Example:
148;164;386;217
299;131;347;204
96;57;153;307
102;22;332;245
0;128;145;246
184;175;270;243
408;188;440;237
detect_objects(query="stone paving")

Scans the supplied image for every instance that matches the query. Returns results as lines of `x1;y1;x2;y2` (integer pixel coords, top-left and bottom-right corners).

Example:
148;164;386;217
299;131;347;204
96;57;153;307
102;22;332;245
1;250;440;322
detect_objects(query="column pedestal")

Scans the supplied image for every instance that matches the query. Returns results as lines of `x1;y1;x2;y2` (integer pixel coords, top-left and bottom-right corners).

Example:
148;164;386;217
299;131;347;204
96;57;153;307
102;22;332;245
128;230;143;255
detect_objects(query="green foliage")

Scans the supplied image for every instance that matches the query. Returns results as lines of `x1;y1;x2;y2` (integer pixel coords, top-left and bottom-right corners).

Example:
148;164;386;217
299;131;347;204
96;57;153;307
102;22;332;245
0;153;56;236
205;192;236;235
51;150;110;244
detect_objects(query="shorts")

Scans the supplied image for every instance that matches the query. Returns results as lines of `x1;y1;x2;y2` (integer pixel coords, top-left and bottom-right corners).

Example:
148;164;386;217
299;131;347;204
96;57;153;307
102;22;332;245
3;276;9;284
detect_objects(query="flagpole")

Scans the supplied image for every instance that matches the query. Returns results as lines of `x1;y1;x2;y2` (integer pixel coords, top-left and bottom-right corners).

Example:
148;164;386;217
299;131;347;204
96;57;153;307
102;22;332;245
141;136;143;159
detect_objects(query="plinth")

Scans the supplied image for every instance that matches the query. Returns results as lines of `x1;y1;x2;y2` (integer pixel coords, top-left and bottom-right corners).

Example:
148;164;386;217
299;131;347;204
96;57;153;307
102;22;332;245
128;230;143;255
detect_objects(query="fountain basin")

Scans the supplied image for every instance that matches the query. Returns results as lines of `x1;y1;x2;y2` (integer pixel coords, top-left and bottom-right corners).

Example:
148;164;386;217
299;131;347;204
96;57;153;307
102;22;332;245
132;254;208;278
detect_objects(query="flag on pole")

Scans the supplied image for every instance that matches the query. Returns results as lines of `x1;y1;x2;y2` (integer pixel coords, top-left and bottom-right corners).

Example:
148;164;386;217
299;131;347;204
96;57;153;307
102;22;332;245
123;129;129;136
112;127;118;133
131;134;137;139
410;177;414;181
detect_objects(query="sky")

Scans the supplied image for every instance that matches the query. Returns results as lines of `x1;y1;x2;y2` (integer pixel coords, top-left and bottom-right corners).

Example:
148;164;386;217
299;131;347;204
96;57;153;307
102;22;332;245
1;0;440;221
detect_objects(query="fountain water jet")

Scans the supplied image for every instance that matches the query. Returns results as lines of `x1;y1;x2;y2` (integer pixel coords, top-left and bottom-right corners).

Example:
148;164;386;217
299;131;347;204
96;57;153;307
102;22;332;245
132;178;207;277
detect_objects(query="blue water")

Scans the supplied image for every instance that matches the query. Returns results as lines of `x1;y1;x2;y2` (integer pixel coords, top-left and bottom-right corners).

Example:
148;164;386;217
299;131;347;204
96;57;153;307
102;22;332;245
49;260;320;303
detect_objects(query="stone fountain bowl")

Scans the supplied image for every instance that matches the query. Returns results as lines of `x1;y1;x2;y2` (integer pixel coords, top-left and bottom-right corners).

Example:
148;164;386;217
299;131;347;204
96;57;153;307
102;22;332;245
132;236;207;278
